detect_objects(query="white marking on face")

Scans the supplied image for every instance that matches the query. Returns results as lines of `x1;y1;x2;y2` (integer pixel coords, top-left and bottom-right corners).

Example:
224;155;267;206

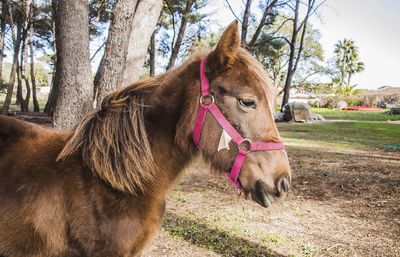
218;129;232;151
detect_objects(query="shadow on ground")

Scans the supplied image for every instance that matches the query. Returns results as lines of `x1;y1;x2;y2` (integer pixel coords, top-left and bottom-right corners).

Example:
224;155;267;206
163;212;287;257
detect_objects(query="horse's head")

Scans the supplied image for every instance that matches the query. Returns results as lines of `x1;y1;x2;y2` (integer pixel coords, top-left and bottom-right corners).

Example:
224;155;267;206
195;21;291;208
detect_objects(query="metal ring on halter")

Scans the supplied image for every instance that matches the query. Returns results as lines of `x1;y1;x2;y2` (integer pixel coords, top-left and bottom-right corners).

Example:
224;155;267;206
239;139;252;153
199;95;215;104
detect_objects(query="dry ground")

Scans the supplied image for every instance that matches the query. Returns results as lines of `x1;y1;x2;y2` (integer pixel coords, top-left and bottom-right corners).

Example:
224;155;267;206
144;144;400;257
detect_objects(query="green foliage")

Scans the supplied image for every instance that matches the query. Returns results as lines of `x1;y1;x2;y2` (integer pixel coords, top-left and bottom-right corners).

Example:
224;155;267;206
295;82;334;95
252;32;287;84
321;83;364;107
157;0;209;63
252;15;327;88
334;84;360;97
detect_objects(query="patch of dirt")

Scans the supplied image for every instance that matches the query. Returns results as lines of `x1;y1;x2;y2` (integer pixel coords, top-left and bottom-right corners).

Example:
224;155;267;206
144;147;400;257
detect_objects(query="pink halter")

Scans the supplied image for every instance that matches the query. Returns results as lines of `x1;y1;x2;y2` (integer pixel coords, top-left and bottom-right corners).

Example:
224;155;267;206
193;58;285;188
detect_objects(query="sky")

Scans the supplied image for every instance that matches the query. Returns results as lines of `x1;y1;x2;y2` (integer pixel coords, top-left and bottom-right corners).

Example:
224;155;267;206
211;0;400;90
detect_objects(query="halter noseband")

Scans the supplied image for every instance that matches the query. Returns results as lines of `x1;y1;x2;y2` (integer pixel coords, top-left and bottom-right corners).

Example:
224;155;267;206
193;58;285;188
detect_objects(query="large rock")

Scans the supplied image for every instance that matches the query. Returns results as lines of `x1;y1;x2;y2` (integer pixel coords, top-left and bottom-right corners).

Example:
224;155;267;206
275;102;325;122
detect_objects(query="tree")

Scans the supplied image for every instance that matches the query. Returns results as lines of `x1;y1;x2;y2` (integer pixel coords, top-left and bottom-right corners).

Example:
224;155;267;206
122;0;162;85
280;0;326;110
29;4;39;112
246;11;325;101
95;0;163;106
16;0;32;112
52;0;93;129
291;27;328;87
159;0;208;70
225;0;281;48
1;1;22;114
94;0;138;107
1;0;55;113
334;38;364;86
46;0;114;114
240;0;252;44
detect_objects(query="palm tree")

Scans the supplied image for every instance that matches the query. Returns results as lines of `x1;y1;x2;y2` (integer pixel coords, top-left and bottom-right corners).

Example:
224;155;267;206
334;39;364;86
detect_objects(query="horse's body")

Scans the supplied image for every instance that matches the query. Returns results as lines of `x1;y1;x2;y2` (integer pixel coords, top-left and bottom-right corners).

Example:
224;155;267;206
0;21;291;257
0;116;167;257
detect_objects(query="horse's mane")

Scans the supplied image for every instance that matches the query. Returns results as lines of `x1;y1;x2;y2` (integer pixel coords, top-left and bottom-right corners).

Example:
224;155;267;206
58;75;166;195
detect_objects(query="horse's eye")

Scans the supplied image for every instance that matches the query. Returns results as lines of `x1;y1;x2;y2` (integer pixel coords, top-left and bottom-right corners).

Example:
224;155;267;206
239;99;256;109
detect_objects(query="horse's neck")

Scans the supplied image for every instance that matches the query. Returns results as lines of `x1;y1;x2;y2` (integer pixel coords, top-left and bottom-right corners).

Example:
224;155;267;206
144;64;199;193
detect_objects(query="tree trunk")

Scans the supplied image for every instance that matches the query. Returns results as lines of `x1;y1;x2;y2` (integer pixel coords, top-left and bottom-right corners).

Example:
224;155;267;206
94;0;139;108
52;0;93;129
20;0;31;113
280;0;299;111
281;71;293;109
0;0;7;82
1;11;22;114
29;24;39;111
44;0;57;115
20;28;31;112
122;0;162;85
16;55;24;110
241;0;252;45
341;52;346;85
44;71;57;114
347;73;352;86
15;79;21;105
167;0;192;70
149;30;156;77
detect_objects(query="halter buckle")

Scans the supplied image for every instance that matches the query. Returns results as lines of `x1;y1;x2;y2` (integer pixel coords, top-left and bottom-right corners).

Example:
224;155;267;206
199;95;215;105
238;139;252;153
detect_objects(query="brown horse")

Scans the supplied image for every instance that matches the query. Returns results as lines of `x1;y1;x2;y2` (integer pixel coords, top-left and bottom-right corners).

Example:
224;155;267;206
0;21;291;257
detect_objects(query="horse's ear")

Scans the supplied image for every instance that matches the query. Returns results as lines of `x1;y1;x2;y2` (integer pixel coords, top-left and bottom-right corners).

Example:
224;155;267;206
212;20;240;67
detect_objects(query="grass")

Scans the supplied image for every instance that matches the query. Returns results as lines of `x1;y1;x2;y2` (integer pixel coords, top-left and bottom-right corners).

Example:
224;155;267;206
278;121;400;150
312;108;400;121
299;243;317;257
163;212;285;257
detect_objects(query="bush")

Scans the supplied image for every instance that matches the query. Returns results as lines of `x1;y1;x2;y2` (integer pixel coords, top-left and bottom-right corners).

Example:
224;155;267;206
319;95;340;108
344;95;363;106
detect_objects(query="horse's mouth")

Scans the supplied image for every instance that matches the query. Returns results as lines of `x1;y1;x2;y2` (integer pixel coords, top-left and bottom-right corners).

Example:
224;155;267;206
250;180;276;208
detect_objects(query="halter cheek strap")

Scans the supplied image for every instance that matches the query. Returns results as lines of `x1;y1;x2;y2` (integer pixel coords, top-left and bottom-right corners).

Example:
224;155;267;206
193;58;285;188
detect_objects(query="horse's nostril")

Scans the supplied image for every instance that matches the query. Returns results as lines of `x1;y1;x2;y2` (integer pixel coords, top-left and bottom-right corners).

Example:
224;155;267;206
277;177;290;194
